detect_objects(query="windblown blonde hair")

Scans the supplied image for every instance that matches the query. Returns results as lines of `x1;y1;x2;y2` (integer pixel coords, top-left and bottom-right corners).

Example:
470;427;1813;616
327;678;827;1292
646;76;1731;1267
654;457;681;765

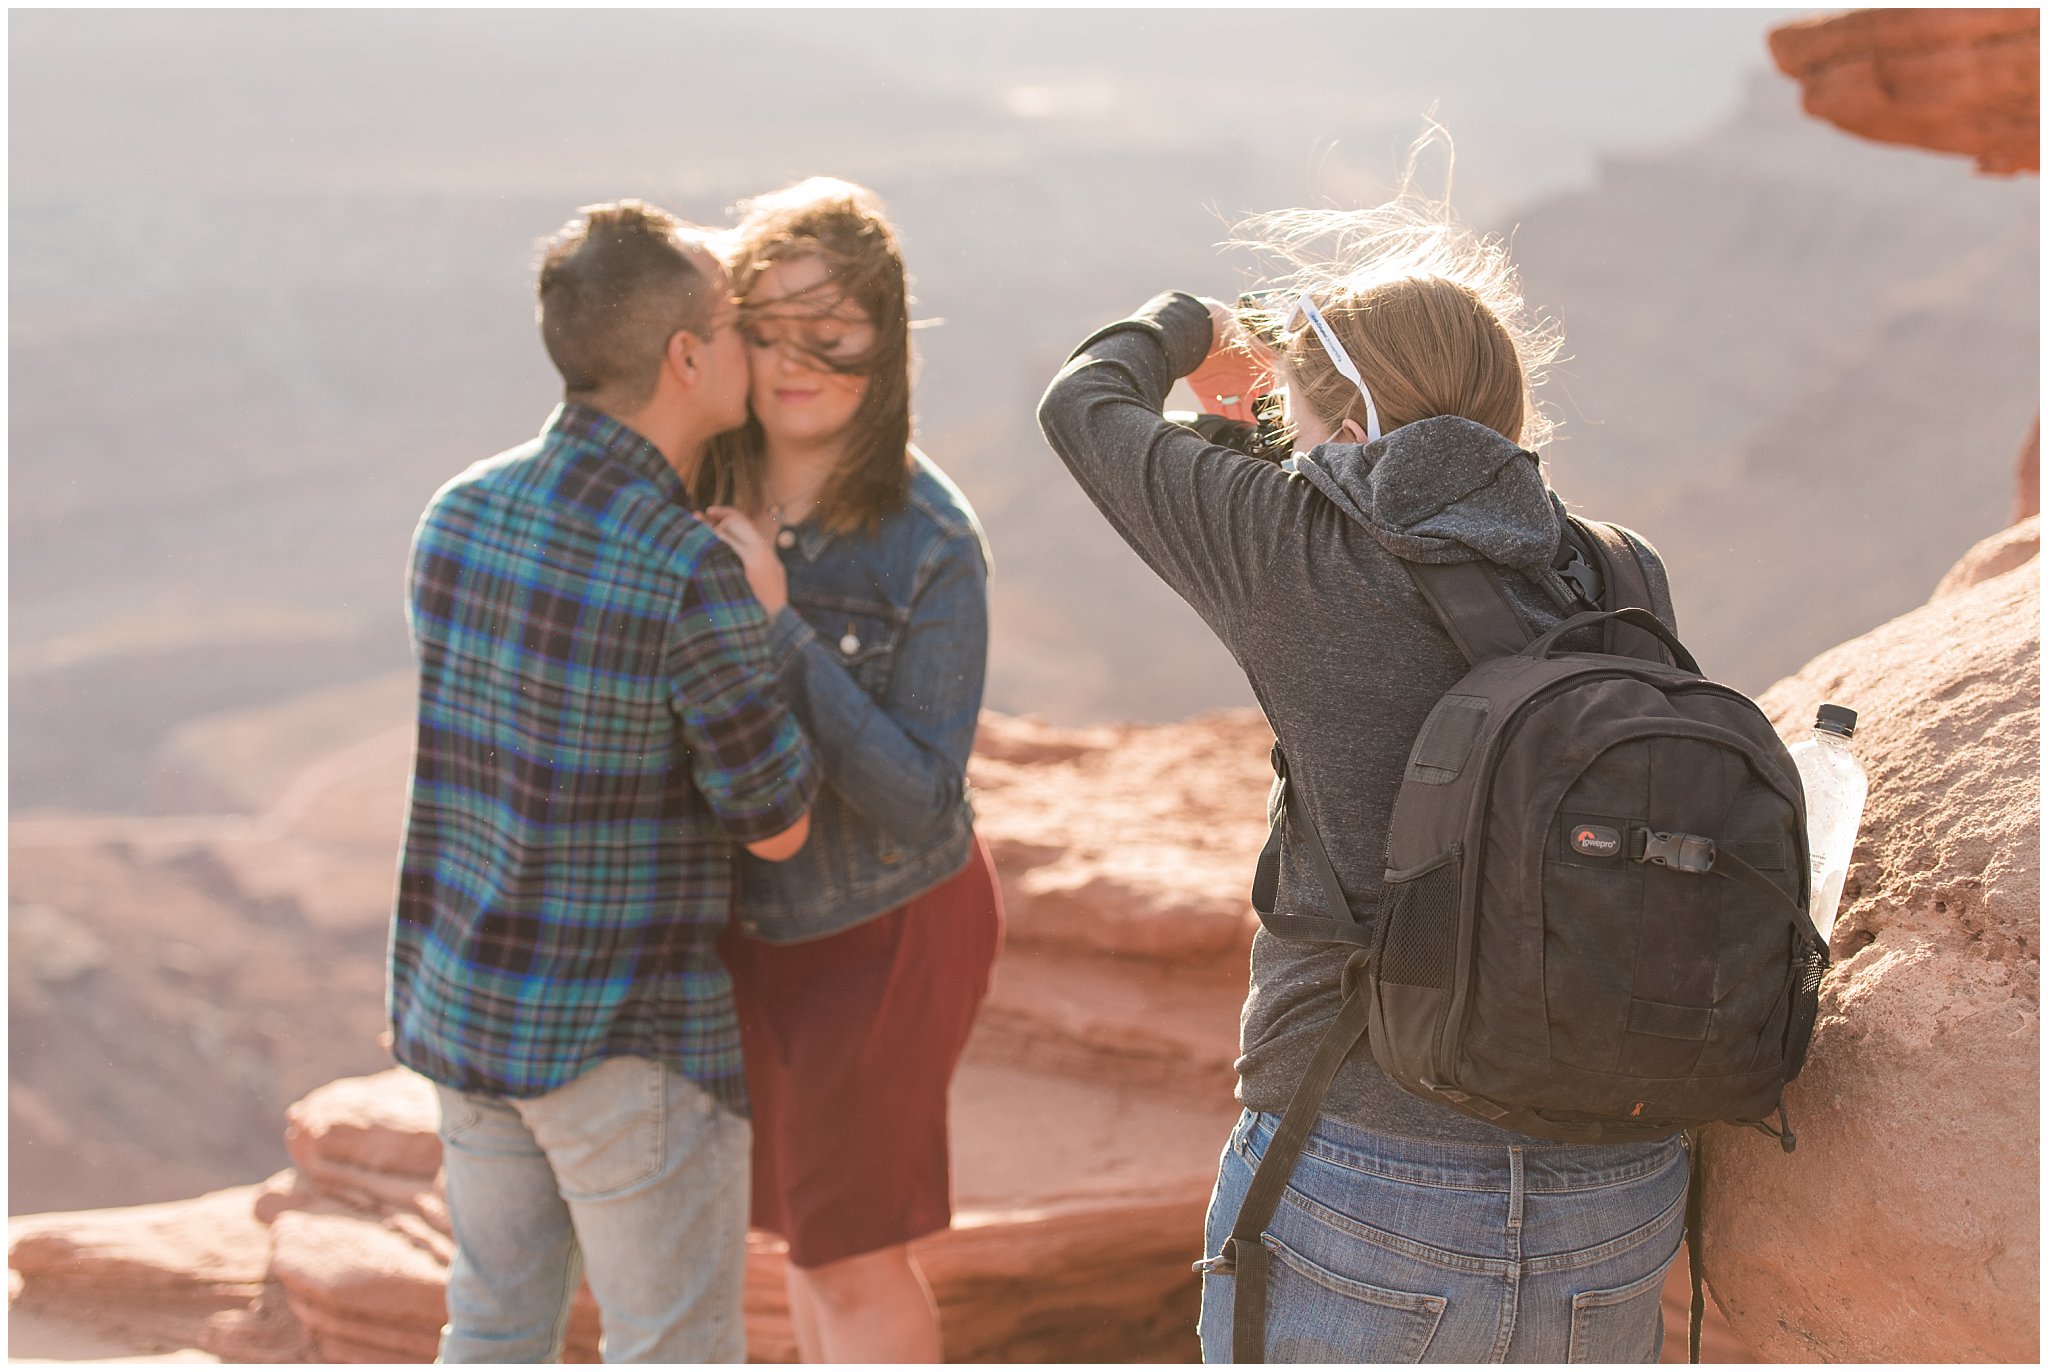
1232;129;1562;452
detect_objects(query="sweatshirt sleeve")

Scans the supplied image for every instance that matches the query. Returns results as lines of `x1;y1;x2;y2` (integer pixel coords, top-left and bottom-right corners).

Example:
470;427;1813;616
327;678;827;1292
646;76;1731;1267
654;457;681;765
1036;291;1303;635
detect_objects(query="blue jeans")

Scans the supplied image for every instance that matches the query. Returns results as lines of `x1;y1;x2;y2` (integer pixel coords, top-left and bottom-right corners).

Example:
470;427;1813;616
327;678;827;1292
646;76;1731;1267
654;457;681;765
1200;1110;1687;1363
435;1056;751;1362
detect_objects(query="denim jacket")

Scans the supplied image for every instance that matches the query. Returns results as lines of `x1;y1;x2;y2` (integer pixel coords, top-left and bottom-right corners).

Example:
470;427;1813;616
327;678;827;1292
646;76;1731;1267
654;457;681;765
733;450;991;943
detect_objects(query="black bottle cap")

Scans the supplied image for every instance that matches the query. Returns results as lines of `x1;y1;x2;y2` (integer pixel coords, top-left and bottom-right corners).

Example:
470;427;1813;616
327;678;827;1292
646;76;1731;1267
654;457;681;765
1815;704;1858;737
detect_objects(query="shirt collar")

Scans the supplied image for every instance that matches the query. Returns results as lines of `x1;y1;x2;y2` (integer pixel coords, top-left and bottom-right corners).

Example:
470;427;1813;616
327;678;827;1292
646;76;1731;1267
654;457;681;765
784;519;840;562
545;402;696;510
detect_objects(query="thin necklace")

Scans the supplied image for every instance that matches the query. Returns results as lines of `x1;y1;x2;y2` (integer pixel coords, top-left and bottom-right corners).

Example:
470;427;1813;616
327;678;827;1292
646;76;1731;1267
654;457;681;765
765;492;821;530
764;488;825;552
764;446;838;539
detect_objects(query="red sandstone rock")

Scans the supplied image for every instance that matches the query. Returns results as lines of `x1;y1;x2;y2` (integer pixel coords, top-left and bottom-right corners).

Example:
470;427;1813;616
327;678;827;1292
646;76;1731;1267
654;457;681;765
266;1198;601;1362
282;1070;442;1191
7;1185;307;1363
1932;514;2040;600
1704;525;2040;1361
2016;416;2040;522
968;945;1242;1095
4;1304;227;1364
197;1283;313;1364
1769;8;2040;174
240;1050;1227;1363
968;708;1274;964
9;1186;271;1299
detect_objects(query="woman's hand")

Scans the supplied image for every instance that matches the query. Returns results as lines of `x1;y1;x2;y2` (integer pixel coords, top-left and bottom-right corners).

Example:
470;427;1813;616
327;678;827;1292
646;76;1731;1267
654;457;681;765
704;506;790;617
1183;296;1276;424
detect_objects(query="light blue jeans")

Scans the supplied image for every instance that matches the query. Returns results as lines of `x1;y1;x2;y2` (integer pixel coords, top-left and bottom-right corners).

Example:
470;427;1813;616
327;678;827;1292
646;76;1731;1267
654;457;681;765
434;1056;751;1363
1200;1109;1687;1363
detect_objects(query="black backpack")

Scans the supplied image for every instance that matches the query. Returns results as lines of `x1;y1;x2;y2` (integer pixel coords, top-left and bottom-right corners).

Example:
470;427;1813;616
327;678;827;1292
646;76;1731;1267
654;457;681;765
1217;517;1829;1364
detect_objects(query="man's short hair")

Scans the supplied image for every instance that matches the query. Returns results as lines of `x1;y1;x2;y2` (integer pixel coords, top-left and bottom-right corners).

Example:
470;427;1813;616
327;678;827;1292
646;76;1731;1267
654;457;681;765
535;200;717;410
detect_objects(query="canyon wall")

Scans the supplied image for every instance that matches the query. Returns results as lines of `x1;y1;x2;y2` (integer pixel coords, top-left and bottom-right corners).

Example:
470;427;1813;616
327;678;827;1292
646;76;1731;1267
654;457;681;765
12;15;2038;820
1769;5;2041;523
1769;8;2039;174
1702;518;2041;1362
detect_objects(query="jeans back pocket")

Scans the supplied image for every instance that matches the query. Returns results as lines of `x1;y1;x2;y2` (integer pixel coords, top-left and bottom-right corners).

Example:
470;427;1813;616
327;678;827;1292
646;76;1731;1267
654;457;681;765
1566;1254;1674;1363
524;1056;669;1200
1264;1233;1449;1363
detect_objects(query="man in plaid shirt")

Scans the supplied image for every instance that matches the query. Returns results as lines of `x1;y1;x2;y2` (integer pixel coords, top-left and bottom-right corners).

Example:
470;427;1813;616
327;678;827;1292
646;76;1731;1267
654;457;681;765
391;200;817;1362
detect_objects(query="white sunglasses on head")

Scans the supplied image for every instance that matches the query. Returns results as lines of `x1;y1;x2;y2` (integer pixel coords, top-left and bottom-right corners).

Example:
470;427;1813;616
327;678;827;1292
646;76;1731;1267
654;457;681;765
1285;292;1383;444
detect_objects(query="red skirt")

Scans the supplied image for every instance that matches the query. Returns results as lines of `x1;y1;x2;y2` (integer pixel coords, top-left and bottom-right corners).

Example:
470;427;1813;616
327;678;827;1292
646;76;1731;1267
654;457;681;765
720;835;1004;1269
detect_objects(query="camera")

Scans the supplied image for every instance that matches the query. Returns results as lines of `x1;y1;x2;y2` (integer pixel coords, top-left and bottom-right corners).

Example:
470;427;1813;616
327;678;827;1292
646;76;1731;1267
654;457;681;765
1167;395;1292;463
1168;289;1296;462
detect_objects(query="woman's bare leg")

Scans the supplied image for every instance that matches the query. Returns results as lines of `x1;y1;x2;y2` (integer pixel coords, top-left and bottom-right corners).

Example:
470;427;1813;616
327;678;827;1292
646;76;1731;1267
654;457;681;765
782;1263;826;1363
786;1244;941;1363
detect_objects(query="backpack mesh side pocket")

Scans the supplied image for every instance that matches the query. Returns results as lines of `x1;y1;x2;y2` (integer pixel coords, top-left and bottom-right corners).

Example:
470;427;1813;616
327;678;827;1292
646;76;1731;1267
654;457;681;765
1375;854;1461;990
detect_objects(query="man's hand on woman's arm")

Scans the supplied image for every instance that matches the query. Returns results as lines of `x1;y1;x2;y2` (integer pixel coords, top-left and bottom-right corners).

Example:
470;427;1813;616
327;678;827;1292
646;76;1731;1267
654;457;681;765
703;507;789;616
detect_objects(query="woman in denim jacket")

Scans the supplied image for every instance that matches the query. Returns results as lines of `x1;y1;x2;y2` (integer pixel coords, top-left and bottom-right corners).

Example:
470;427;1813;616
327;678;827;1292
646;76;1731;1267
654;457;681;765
699;177;1001;1364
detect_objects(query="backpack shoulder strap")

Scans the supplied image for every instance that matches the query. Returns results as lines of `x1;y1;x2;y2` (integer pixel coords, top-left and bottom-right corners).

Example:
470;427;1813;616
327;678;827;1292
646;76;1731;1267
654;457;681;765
1250;745;1372;948
1409;509;1664;669
1203;952;1375;1363
1567;516;1676;665
1403;560;1536;666
1687;1131;1706;1363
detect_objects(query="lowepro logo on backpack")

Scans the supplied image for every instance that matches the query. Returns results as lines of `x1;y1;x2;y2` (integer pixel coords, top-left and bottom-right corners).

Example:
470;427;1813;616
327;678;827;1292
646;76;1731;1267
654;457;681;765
1571;823;1622;857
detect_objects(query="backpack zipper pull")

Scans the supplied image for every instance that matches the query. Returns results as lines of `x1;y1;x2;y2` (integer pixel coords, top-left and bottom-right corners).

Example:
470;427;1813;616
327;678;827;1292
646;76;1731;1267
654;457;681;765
1777;1101;1797;1154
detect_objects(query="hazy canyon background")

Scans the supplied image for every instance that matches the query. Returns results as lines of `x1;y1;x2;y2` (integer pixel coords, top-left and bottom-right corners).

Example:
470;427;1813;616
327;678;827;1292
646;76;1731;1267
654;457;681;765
9;9;2039;1216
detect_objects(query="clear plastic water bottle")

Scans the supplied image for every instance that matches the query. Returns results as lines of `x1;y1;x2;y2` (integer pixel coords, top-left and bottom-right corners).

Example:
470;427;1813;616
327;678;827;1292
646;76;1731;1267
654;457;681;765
1787;704;1868;944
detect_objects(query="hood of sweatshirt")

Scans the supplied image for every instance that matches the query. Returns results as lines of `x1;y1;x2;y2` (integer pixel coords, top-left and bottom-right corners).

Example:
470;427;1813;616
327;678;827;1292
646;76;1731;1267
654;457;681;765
1291;414;1563;573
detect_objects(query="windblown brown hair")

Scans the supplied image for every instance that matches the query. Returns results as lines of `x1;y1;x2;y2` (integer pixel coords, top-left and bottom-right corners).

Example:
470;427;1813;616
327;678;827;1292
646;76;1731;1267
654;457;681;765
1232;128;1562;452
696;177;914;534
535;199;719;412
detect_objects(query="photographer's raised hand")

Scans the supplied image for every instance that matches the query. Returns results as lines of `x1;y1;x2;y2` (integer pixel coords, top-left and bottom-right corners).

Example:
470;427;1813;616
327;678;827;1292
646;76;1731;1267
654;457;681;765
703;506;790;616
1182;296;1276;424
1038;291;1298;636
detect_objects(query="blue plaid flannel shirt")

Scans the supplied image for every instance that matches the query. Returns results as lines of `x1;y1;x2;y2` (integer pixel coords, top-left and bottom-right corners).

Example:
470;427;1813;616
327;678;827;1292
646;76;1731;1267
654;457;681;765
389;403;817;1111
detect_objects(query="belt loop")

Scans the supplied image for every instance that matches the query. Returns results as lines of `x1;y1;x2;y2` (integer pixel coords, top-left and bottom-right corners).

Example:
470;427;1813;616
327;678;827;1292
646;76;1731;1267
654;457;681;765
1506;1146;1526;1232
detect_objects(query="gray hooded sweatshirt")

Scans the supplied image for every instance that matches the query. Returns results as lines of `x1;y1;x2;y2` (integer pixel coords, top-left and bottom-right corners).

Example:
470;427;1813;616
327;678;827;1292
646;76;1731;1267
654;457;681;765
1038;291;1673;1145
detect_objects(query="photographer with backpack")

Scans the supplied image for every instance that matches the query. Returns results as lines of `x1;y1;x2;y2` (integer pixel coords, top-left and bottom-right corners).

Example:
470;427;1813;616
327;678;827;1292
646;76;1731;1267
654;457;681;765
1038;179;1819;1363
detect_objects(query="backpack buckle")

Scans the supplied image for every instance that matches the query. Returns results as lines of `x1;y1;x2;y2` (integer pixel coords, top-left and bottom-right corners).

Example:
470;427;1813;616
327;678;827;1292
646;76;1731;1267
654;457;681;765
1638;829;1717;874
1339;949;1372;1000
1560;552;1601;609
